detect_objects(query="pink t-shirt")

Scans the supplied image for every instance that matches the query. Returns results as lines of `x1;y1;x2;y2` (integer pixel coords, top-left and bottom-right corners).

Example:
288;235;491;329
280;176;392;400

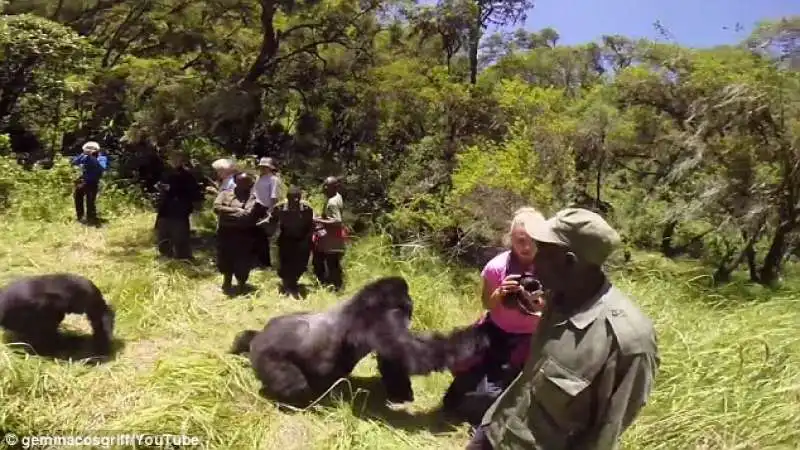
481;250;540;334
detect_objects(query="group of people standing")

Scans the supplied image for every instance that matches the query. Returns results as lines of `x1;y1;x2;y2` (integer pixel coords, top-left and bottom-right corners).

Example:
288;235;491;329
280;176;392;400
67;141;660;449
155;152;347;297
69;141;347;297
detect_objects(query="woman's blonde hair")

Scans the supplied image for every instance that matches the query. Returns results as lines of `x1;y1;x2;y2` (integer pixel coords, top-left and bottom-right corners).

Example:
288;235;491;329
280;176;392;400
501;206;545;247
211;158;236;171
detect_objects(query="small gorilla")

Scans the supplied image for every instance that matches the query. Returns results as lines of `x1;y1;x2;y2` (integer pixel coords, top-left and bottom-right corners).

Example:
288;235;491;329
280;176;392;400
0;273;115;356
230;276;490;406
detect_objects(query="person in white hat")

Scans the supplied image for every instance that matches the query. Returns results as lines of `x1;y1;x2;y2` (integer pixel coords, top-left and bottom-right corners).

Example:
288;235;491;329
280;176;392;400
252;157;281;268
210;158;238;193
70;140;108;223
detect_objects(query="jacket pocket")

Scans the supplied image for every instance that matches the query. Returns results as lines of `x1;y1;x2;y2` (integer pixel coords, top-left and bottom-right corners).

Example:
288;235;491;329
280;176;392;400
527;357;591;444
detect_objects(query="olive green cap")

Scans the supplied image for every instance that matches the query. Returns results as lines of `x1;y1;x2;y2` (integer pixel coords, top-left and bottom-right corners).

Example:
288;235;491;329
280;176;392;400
524;207;621;266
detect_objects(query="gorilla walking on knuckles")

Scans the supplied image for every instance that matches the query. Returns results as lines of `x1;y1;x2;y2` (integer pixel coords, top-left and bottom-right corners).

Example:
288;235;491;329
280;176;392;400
230;276;491;406
0;273;115;357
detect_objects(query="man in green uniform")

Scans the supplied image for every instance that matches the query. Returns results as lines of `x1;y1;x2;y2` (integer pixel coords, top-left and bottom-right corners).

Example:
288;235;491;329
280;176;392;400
266;186;315;295
468;208;660;450
154;151;203;260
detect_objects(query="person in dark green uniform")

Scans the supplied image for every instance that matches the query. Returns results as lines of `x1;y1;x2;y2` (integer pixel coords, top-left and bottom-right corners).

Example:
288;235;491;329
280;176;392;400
154;151;203;260
468;208;660;450
265;186;314;295
213;173;266;295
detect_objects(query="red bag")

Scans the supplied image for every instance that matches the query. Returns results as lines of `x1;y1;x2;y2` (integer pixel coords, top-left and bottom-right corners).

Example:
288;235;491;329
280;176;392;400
314;225;349;242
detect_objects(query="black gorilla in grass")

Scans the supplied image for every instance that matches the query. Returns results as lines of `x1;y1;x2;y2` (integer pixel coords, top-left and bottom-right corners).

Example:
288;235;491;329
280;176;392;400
0;273;115;356
230;276;490;406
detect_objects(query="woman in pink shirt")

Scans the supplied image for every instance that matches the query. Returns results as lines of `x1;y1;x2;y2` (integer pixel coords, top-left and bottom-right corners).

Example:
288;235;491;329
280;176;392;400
442;207;545;421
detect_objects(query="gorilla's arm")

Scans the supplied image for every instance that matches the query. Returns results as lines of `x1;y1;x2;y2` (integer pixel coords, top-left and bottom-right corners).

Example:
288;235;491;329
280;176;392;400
85;302;115;354
80;280;115;354
359;309;490;376
230;276;491;407
377;354;414;403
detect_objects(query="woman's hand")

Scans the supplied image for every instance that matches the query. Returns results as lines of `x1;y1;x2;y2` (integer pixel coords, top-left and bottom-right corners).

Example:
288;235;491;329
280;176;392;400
232;207;248;218
493;274;546;315
495;274;522;297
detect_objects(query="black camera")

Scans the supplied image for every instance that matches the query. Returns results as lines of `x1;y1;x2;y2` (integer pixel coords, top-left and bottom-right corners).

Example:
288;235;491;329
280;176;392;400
501;272;542;310
518;273;542;294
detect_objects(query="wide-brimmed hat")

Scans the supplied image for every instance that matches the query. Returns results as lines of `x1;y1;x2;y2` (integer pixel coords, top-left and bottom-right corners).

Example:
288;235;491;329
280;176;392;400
82;141;100;153
258;157;277;170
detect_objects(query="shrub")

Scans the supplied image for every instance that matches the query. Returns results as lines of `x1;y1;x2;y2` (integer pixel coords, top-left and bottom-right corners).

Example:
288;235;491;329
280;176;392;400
0;154;150;222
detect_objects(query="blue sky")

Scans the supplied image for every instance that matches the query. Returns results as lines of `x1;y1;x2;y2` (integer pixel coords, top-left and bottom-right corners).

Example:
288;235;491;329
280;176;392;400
483;0;800;48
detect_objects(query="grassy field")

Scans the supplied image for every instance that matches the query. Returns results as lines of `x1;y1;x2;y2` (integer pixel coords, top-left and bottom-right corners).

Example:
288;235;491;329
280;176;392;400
1;207;799;450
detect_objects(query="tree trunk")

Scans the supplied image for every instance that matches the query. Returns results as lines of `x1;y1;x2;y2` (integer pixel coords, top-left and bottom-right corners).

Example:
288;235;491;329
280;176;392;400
713;223;765;284
712;245;738;285
467;16;481;85
758;221;795;285
741;227;761;283
660;219;678;257
745;243;758;282
594;150;604;210
243;0;279;85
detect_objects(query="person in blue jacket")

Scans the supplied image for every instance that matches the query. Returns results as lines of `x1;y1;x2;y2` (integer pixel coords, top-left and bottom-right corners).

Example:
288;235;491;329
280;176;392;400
71;141;108;223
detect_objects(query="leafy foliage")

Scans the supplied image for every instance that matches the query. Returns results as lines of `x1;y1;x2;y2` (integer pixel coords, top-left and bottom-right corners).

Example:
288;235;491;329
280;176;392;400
0;2;798;284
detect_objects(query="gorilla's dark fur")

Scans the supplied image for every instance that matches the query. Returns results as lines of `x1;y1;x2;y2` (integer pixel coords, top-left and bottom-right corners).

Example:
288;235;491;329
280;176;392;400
0;273;115;356
230;276;490;406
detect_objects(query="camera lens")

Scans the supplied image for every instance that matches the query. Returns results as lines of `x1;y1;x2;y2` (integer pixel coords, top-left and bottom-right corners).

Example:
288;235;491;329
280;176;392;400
520;277;540;292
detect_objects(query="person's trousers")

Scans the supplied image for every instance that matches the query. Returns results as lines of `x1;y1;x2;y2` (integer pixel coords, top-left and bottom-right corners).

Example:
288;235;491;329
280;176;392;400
74;181;99;220
217;227;255;287
466;425;494;450
156;215;192;259
253;227;272;267
443;319;527;415
278;235;311;287
451;375;507;427
312;250;343;289
461;375;501;450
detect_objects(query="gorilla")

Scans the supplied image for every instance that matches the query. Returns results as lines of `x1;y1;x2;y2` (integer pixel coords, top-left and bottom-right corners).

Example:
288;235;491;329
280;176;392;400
230;276;490;406
0;273;116;356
